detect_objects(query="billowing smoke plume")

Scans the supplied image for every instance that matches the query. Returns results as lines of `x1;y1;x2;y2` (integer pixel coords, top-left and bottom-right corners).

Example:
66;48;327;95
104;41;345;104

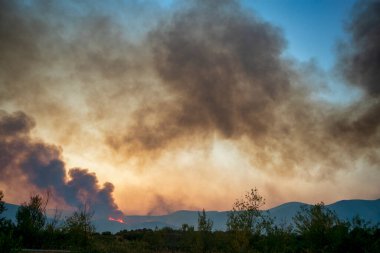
332;0;380;161
339;0;380;96
0;0;379;211
107;0;312;166
108;0;380;176
111;0;292;151
0;111;123;218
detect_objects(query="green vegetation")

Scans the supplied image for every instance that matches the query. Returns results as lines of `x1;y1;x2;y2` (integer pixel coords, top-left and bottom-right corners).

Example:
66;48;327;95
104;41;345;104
62;205;95;249
0;189;379;253
0;190;20;252
16;194;47;248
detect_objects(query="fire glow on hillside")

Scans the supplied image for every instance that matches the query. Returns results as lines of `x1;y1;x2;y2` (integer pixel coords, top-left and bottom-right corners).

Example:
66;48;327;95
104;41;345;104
108;217;126;224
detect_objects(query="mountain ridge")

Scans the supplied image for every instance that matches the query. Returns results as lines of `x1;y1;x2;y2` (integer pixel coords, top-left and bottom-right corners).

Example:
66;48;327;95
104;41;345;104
1;199;379;232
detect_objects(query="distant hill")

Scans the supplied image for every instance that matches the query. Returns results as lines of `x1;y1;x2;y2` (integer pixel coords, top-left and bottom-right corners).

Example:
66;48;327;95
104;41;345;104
1;199;379;233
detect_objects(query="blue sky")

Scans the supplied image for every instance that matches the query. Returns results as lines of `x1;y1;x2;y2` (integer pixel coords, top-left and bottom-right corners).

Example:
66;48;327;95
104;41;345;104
246;0;357;70
244;0;361;104
159;0;357;70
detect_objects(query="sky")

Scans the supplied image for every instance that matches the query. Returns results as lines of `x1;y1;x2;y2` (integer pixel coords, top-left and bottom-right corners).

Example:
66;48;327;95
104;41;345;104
0;0;379;217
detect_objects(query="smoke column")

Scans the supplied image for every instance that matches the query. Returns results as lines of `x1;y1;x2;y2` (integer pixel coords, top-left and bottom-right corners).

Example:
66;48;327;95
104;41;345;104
0;111;123;218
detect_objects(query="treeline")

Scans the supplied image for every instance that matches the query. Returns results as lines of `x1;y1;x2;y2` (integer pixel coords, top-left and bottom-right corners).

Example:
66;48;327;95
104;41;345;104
1;189;380;253
0;191;94;252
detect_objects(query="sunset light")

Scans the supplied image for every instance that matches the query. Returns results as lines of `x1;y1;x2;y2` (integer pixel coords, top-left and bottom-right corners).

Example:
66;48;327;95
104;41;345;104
0;0;379;221
1;0;379;251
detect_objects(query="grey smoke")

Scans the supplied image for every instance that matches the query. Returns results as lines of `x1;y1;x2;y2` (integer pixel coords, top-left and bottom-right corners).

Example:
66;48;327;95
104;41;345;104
0;111;123;218
0;0;379;210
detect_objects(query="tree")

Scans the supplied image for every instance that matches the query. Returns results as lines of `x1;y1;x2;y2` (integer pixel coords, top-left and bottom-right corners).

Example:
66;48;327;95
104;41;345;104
62;205;95;249
227;188;268;234
0;191;20;252
16;194;47;248
0;191;4;215
42;208;64;249
196;209;213;252
181;223;194;232
198;209;213;232
293;202;346;252
293;202;340;235
226;188;271;252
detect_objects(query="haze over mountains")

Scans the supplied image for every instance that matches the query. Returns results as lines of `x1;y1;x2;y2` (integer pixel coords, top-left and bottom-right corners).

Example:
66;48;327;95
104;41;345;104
2;199;380;233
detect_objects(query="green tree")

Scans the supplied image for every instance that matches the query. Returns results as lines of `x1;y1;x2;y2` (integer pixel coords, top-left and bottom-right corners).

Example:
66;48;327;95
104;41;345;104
198;209;213;232
0;191;4;215
62;205;95;249
226;188;270;252
0;191;19;252
293;202;339;234
42;208;64;249
196;209;213;252
343;215;380;253
293;202;347;252
227;188;268;234
16;194;47;248
181;223;194;232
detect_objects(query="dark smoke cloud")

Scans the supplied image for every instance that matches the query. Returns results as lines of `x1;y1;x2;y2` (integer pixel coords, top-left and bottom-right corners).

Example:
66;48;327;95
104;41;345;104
0;111;35;136
0;111;123;218
339;0;380;96
109;0;295;152
109;0;380;177
332;0;380;156
106;0;335;174
0;0;379;202
0;0;156;146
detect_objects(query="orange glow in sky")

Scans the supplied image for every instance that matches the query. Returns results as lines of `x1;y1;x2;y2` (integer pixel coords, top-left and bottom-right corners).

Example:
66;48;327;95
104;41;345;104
0;0;379;216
